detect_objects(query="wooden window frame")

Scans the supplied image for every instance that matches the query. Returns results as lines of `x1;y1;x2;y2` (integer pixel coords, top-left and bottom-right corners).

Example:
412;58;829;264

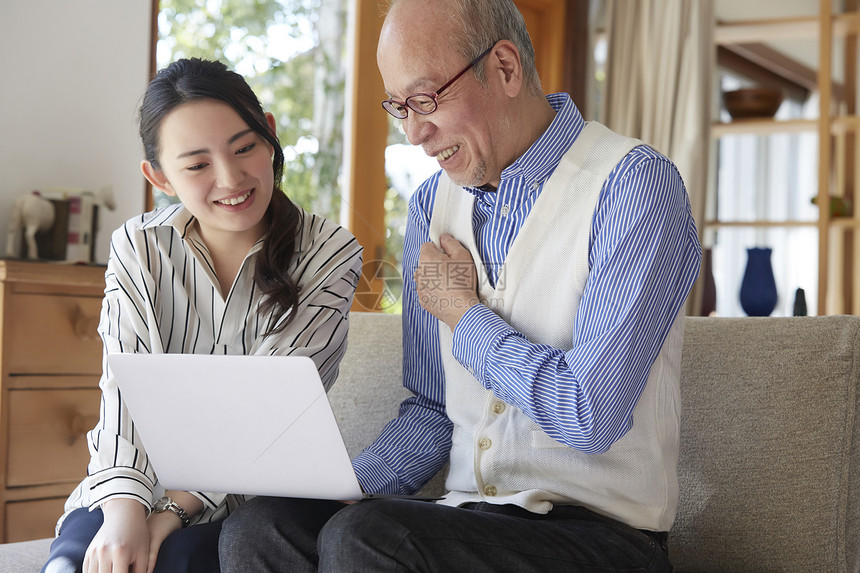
347;0;579;310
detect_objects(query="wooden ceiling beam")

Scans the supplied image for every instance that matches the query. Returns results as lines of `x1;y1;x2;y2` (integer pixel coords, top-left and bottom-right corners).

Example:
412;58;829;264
717;45;810;102
718;42;846;104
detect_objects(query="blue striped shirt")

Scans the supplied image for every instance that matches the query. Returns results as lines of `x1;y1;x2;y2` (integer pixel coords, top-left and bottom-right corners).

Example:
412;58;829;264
352;93;702;495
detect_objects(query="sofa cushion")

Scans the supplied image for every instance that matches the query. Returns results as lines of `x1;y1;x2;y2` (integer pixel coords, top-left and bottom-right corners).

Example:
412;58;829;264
8;314;860;572
328;312;410;459
670;316;860;572
328;311;446;497
0;538;51;571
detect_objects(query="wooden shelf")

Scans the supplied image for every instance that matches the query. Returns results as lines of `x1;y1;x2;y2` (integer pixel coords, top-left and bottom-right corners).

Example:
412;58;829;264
708;1;859;315
711;118;817;137
716;13;860;44
829;216;860;229
705;220;818;229
832;115;860;135
712;115;860;137
705;219;860;230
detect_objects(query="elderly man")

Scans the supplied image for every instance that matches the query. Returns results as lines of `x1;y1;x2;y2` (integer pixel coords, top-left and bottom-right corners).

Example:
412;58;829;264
220;0;701;571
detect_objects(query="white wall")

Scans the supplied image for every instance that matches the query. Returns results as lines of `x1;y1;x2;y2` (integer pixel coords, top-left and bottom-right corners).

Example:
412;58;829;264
1;1;152;264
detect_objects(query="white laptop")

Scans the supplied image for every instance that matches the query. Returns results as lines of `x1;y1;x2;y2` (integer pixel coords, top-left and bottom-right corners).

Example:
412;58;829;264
108;353;432;501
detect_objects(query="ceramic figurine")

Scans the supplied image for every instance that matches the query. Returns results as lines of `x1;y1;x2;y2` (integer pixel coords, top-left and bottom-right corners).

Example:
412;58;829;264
6;191;56;259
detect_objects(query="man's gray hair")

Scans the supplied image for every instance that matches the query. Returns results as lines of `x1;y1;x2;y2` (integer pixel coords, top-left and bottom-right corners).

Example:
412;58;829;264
385;0;543;96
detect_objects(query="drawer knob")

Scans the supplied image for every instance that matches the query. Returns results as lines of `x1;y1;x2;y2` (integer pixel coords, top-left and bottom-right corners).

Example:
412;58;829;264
72;305;100;340
67;413;98;446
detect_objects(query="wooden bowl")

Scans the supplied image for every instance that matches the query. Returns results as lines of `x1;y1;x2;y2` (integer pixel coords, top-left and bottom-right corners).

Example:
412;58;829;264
723;88;784;120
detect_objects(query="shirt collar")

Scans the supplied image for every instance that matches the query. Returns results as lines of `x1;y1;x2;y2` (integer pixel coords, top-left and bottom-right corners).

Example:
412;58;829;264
141;203;196;237
464;93;584;199
142;203;264;255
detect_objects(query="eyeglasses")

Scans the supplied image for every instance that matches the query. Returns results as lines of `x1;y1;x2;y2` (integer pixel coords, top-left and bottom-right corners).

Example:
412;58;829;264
381;46;494;120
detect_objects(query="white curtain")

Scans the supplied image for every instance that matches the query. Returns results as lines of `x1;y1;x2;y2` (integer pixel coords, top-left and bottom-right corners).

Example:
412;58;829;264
601;0;714;314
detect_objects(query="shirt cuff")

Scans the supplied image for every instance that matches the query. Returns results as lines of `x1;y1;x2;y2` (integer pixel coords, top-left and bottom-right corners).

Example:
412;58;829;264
452;304;513;385
87;469;155;512
352;451;401;495
190;491;225;512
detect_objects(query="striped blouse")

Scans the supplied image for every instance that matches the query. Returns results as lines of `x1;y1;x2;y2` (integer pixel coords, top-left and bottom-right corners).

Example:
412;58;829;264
352;93;702;494
59;202;363;530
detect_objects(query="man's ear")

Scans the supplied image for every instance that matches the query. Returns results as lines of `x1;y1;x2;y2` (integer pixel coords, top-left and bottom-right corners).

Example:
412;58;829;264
141;160;176;197
488;40;523;98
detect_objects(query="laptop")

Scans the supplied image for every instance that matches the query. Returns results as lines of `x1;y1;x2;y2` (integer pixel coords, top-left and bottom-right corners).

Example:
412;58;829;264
108;353;435;502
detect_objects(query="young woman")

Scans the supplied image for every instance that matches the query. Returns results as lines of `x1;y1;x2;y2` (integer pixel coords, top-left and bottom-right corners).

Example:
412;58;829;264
41;58;363;573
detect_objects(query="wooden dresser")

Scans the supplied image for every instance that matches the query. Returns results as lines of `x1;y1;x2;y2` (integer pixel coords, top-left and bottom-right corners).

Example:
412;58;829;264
0;261;105;542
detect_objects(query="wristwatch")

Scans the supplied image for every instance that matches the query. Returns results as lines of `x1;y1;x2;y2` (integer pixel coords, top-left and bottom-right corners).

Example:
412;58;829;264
152;496;191;527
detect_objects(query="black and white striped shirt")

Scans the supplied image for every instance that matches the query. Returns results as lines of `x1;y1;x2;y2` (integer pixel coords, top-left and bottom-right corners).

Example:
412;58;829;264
59;203;363;529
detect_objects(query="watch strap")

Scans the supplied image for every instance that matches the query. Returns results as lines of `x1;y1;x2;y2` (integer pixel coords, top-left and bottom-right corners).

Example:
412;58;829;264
153;496;191;527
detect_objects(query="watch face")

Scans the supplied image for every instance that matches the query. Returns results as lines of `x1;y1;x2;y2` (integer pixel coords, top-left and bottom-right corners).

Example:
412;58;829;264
153;497;170;512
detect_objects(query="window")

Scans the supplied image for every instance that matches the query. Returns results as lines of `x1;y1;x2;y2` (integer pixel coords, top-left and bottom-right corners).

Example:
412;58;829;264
154;0;348;224
154;0;572;312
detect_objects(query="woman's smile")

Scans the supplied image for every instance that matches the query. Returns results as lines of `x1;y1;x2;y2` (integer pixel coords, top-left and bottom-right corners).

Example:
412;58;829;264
215;188;255;208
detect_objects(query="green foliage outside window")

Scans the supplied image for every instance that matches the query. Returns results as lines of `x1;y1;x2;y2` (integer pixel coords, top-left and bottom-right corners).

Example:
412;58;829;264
157;0;418;313
155;0;346;223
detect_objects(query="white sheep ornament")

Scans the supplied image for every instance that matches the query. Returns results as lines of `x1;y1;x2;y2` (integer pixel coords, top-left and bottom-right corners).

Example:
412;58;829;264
6;191;56;259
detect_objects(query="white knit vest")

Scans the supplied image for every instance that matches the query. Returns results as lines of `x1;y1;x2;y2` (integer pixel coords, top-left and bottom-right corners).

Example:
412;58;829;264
429;121;684;531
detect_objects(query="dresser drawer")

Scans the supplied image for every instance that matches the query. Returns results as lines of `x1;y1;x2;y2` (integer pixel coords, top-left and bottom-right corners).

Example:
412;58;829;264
5;497;66;543
5;293;102;374
7;389;100;487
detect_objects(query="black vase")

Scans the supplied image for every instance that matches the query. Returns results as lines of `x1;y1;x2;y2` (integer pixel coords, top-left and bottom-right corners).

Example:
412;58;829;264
700;248;717;316
739;247;778;316
793;288;808;316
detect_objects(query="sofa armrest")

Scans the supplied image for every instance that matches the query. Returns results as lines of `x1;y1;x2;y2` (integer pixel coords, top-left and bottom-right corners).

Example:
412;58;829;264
670;316;860;572
0;538;51;571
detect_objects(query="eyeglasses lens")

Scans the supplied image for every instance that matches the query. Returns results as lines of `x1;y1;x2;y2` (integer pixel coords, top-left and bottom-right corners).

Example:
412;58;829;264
382;101;408;119
406;95;437;115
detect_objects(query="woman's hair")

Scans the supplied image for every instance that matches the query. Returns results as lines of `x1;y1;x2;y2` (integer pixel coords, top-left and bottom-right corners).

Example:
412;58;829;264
139;58;301;335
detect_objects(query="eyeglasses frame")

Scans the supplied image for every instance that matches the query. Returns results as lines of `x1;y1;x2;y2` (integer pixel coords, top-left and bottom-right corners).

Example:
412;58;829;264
381;45;495;119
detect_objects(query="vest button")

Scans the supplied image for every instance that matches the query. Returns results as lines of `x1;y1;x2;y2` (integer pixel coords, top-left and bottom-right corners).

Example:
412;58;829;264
492;401;506;414
484;485;497;497
478;437;492;450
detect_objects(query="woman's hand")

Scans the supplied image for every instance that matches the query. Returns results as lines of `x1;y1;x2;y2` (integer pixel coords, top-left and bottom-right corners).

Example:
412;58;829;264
145;511;183;573
145;490;205;572
84;498;150;573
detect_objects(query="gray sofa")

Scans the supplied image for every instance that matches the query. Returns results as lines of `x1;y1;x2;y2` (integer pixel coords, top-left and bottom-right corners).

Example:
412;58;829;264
7;313;860;572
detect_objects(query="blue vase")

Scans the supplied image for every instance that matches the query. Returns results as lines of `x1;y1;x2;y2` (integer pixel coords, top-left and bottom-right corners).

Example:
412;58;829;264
740;247;778;316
